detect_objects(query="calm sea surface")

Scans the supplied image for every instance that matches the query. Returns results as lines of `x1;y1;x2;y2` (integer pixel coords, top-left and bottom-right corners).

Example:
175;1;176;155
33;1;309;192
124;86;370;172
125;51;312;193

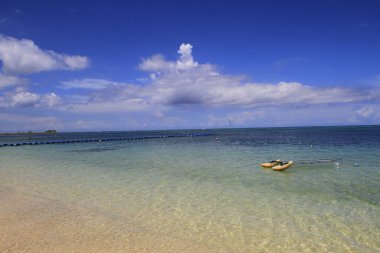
1;126;379;252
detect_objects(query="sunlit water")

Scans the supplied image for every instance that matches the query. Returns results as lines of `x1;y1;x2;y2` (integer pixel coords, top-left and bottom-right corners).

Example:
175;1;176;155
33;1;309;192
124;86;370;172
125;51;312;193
1;126;379;252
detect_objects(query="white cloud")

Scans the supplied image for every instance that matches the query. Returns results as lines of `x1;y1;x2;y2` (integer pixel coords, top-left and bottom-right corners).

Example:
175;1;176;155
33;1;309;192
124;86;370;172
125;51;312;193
0;88;61;108
136;44;375;107
63;43;379;116
138;43;198;72
355;106;380;122
61;78;125;90
176;43;198;69
66;99;150;113
208;111;264;127
0;35;89;74
62;55;88;70
139;54;173;72
356;107;374;118
0;74;26;89
1;41;378;131
41;93;61;108
10;90;40;107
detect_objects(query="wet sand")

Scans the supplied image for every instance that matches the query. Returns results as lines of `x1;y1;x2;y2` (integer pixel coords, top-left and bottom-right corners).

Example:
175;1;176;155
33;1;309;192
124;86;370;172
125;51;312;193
0;186;217;253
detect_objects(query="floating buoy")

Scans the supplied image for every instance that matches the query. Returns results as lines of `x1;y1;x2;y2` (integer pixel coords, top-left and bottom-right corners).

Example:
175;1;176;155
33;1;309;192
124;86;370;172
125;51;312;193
0;133;213;148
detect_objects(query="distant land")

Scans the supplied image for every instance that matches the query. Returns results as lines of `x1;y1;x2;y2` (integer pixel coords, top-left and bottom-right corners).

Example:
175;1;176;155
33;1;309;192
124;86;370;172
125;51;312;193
0;130;57;136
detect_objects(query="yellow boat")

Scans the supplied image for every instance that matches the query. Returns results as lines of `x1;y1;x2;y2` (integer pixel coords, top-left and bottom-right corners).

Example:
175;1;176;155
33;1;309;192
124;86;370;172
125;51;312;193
261;159;281;168
272;161;294;171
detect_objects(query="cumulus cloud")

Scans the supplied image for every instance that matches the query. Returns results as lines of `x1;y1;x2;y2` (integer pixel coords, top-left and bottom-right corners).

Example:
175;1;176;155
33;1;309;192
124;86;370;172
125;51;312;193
63;43;379;116
0;35;89;74
0;88;61;108
61;78;126;90
10;90;40;107
41;93;61;108
1;42;377;130
0;33;90;120
137;45;375;107
138;43;198;72
138;44;376;107
176;43;198;69
139;54;172;72
0;74;26;89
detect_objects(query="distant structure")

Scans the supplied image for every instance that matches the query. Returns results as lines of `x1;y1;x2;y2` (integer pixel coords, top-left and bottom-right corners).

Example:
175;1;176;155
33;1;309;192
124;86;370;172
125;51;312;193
45;130;57;133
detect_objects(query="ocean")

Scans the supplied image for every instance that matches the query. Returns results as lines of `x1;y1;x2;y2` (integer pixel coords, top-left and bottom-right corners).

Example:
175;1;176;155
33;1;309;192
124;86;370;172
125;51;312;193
1;126;379;252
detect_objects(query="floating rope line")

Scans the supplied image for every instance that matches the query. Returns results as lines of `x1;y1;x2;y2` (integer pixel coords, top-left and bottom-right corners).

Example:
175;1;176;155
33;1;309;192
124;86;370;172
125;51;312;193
0;133;212;148
296;158;342;164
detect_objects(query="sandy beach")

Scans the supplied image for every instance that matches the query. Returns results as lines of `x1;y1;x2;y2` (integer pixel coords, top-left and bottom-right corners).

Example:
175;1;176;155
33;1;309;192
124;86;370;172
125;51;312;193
0;185;216;253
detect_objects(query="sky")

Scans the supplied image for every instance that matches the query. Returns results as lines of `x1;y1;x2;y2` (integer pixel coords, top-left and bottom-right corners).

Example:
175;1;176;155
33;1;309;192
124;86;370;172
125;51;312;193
0;0;379;131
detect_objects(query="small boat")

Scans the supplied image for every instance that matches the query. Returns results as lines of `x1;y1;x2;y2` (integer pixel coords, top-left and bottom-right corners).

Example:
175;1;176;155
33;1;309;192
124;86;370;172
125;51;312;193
261;159;281;168
272;161;294;171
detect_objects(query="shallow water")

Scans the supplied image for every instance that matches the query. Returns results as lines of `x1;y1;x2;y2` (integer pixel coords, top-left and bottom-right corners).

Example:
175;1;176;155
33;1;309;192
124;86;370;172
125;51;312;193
1;126;379;252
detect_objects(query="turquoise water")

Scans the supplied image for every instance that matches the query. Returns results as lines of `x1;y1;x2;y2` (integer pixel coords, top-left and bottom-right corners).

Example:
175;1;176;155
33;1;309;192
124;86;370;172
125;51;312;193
1;126;379;252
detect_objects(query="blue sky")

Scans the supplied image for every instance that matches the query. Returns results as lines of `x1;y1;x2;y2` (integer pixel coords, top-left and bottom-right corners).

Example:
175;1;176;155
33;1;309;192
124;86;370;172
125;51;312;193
0;0;379;131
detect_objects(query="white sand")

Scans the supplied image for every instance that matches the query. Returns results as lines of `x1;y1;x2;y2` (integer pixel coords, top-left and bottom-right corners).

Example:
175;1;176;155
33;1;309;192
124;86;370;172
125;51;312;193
0;186;218;253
